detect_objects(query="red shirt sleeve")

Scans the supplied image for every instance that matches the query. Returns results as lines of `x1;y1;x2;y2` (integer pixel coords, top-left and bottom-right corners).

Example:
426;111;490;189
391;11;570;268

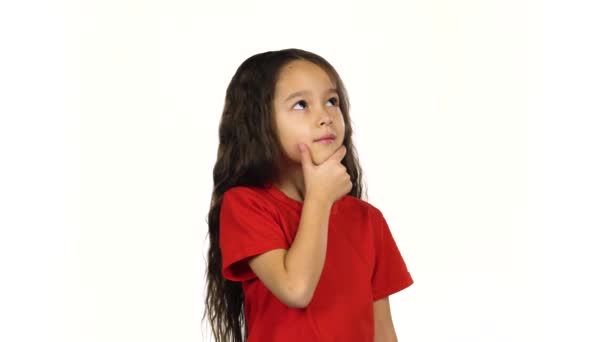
219;187;290;282
371;208;414;300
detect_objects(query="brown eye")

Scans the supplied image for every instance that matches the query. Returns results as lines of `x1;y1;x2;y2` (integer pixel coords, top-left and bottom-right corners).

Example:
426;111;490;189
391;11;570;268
294;100;307;110
327;97;339;106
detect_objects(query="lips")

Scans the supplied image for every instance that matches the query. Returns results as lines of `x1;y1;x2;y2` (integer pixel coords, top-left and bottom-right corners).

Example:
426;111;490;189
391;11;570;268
314;133;337;142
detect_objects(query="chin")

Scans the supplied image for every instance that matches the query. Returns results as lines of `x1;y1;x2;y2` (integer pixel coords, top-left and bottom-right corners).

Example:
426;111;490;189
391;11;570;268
312;149;334;165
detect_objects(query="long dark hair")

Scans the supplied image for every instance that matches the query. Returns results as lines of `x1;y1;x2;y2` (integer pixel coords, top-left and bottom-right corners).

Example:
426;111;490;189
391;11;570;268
202;48;367;342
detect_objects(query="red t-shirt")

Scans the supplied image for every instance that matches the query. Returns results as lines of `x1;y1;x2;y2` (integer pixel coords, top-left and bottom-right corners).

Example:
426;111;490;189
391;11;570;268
219;183;414;341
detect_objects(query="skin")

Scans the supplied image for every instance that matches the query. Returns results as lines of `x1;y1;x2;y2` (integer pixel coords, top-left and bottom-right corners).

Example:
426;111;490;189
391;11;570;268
272;59;346;203
271;60;399;340
374;297;398;341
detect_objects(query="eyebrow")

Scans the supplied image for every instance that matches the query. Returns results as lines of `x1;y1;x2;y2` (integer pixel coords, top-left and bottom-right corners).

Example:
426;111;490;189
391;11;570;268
283;88;338;103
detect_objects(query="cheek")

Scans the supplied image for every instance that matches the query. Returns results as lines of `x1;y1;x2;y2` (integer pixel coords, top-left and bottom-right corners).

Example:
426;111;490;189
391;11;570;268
338;114;346;130
277;126;309;158
337;117;346;140
282;122;309;141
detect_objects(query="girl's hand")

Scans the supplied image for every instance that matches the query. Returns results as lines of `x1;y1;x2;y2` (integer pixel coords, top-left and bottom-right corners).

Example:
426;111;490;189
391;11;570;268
298;143;352;205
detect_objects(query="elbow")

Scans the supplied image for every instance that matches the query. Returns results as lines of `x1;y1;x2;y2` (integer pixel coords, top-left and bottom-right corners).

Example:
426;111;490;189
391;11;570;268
293;292;312;309
290;296;311;309
286;280;312;309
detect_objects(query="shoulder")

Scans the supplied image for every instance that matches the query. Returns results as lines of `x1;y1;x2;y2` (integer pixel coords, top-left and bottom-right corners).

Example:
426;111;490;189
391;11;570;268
339;194;382;219
224;185;270;199
219;186;284;231
222;185;277;211
224;185;262;198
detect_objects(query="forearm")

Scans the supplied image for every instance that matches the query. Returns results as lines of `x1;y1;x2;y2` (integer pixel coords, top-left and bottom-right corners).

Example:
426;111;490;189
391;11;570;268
284;196;332;306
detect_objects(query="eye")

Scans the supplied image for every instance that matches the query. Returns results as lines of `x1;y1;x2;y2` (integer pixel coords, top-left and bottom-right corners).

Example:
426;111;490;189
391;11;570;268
293;100;307;110
292;97;339;110
327;96;339;107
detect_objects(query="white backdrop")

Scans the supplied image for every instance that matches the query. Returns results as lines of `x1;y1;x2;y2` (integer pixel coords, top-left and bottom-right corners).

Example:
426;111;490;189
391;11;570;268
1;0;606;341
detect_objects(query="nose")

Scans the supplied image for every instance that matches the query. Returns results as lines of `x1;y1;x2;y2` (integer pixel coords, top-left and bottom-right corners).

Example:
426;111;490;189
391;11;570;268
317;108;333;127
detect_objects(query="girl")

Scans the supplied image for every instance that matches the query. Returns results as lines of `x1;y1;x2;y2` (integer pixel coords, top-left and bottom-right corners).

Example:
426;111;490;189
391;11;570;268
203;48;413;342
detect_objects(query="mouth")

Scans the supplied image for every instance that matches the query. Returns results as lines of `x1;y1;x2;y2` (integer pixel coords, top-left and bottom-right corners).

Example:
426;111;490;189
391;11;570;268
314;133;337;143
314;137;335;144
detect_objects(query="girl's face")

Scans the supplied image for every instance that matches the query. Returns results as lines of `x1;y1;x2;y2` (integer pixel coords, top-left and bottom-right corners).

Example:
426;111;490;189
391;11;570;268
272;60;346;167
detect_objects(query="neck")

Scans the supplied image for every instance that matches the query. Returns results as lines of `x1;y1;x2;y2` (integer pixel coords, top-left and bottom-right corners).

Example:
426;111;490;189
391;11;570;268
273;163;306;203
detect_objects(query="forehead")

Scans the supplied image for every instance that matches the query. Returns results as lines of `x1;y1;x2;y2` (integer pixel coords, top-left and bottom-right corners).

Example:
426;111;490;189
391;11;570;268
274;60;335;96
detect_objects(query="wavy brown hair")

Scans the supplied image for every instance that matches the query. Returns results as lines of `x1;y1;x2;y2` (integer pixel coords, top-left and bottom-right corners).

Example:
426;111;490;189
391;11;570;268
202;48;368;342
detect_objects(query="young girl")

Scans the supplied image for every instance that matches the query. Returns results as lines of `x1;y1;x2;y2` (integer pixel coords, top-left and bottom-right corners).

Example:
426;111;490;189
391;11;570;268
203;48;414;342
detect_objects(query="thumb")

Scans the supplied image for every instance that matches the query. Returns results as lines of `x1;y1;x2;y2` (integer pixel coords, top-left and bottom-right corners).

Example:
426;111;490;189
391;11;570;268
298;143;313;168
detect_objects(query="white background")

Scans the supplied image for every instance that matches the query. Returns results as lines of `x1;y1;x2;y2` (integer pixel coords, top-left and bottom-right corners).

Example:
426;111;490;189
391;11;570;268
1;0;606;341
